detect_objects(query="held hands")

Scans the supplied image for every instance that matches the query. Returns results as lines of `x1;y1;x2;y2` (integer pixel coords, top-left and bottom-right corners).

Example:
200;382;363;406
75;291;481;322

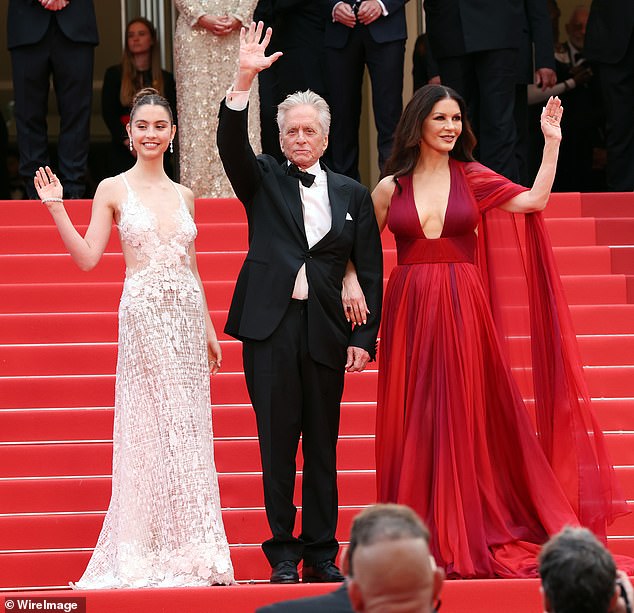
238;22;283;78
342;268;369;327
540;96;563;143
34;166;64;205
346;346;371;373
207;336;222;376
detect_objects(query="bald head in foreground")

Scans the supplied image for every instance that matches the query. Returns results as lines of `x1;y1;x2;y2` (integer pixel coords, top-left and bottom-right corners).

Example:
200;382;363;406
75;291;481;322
346;504;443;613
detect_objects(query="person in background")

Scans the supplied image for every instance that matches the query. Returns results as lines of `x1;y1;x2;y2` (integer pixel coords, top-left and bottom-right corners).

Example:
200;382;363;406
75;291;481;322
528;5;604;191
254;0;328;164
7;0;98;199
173;0;259;197
514;0;557;185
323;0;407;182
102;17;177;177
584;0;634;191
539;526;634;613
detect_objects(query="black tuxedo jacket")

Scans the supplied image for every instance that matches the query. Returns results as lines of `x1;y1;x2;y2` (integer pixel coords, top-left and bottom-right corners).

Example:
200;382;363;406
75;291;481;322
7;0;98;49
217;102;383;370
584;0;634;65
256;584;353;612
424;0;524;58
324;0;407;47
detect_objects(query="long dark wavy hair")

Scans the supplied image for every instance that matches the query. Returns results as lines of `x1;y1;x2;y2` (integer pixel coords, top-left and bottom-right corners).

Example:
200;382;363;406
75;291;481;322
384;84;476;184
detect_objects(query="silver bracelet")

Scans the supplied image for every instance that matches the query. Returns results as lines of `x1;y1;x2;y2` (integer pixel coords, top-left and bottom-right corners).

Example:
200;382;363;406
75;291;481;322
41;197;63;204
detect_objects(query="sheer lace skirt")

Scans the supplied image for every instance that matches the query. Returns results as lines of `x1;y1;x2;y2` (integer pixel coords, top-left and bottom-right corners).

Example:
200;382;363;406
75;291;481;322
74;270;234;588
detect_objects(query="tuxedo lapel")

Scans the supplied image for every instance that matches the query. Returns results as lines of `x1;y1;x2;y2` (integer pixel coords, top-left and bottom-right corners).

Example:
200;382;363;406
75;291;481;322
277;164;308;243
311;166;351;250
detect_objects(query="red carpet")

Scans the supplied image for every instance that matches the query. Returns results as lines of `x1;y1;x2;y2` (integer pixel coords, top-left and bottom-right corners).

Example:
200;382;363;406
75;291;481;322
0;193;633;611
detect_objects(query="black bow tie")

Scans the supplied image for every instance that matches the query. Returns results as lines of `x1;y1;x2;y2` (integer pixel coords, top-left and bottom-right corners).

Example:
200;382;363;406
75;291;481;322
286;163;316;187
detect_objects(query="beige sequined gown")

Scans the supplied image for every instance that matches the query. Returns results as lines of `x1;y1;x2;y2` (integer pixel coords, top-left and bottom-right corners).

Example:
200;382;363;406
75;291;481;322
174;1;259;197
73;174;234;588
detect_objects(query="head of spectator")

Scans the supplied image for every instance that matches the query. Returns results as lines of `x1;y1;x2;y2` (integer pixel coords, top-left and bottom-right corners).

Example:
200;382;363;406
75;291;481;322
539;526;633;613
565;6;590;51
346;504;443;613
276;90;330;170
385;84;476;181
120;17;166;107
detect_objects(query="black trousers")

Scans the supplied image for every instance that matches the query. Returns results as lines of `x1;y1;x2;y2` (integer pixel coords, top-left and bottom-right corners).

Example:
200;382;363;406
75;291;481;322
325;27;405;181
595;35;634;191
243;300;345;566
10;19;94;198
439;48;520;182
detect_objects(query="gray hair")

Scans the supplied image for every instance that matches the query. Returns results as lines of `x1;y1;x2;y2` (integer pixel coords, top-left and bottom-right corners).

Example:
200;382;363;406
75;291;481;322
347;504;430;577
277;90;331;136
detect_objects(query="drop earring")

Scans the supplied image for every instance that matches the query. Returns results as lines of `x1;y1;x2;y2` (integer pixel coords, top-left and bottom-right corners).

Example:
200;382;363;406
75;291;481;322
169;139;174;154
129;138;133;151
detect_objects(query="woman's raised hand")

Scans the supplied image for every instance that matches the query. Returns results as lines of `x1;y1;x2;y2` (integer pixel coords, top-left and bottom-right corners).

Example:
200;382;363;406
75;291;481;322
238;22;282;75
34;166;63;204
540;96;563;143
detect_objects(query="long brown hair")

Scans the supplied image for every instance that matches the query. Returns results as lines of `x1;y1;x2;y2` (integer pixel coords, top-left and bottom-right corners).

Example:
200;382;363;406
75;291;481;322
384;84;476;183
120;18;165;107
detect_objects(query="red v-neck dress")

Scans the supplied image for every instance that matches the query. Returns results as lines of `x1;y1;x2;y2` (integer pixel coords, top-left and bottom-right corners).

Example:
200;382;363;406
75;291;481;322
376;160;621;578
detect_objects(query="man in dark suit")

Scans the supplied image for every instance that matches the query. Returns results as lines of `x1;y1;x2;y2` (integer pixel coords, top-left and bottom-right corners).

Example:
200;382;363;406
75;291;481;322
256;504;440;613
424;0;526;181
514;0;557;185
217;22;383;584
7;0;98;199
255;0;328;163
584;0;634;191
323;0;407;181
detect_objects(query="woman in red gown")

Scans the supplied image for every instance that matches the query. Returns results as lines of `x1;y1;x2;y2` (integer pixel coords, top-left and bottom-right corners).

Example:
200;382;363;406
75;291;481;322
369;85;628;578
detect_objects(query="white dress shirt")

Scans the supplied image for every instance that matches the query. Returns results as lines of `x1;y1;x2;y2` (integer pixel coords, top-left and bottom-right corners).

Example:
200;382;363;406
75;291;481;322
225;89;332;300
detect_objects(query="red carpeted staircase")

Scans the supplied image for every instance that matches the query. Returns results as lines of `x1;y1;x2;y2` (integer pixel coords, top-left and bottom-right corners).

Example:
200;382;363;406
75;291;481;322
0;192;633;612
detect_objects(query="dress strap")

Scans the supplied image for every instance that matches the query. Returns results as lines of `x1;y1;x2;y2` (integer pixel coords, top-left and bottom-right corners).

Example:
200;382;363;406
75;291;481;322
120;172;132;195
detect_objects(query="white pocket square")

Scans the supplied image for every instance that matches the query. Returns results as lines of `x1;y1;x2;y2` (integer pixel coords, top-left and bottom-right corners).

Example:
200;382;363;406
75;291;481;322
346;212;353;221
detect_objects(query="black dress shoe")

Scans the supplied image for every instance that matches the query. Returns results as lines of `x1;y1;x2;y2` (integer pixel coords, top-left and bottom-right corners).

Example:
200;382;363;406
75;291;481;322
270;560;299;584
302;560;345;583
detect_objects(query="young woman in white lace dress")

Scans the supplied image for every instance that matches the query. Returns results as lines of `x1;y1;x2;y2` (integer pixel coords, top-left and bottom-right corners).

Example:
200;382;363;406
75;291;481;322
33;88;234;588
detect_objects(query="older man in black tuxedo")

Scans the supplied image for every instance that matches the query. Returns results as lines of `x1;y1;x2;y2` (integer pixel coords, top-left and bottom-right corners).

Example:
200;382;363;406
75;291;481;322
217;22;383;584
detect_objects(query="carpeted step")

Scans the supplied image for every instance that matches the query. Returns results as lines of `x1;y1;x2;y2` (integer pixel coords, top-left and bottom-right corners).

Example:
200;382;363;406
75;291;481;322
1;432;632;479
2;468;632;518
3;334;633;380
0;507;367;552
0;471;376;515
2;273;629;314
0;224;249;255
0;402;376;442
1;536;631;590
2;365;634;409
0;437;378;478
0;581;547;613
596;219;634;246
3;304;634;344
0;198;247;226
5;245;630;280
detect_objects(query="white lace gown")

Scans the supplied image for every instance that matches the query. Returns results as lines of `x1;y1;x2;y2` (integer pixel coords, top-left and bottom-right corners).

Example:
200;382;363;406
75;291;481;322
73;174;234;588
